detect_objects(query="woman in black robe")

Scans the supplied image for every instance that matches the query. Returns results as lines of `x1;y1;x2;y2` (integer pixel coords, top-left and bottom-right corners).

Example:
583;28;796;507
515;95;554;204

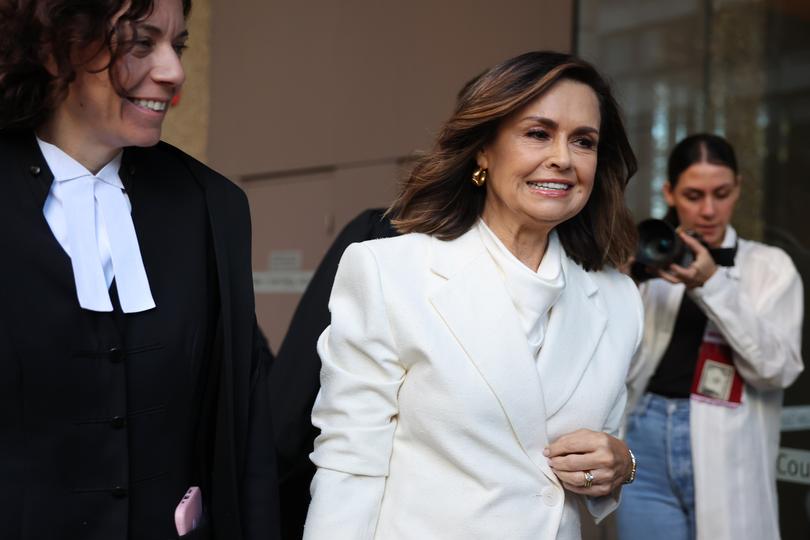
0;1;279;538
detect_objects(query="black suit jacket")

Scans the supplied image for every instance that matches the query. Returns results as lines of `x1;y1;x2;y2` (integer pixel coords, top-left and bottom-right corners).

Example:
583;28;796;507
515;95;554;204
0;131;280;540
269;208;398;539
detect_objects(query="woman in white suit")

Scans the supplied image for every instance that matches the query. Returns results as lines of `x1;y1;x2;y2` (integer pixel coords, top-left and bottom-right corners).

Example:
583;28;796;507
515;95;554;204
304;51;642;540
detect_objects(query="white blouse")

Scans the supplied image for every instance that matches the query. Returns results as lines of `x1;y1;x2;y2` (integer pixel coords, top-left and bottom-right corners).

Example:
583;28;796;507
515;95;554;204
477;219;565;369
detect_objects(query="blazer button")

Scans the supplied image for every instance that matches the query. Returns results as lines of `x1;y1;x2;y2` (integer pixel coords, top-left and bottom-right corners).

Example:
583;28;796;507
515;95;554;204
110;416;127;429
111;486;128;498
108;347;125;363
541;486;559;507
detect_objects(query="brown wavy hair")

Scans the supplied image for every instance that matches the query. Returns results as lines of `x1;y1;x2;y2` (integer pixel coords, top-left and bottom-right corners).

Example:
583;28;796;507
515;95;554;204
390;51;638;271
0;0;192;130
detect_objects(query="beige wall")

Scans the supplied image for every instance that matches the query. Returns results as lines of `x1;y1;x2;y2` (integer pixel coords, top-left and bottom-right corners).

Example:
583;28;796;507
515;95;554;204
162;0;211;162
208;0;574;348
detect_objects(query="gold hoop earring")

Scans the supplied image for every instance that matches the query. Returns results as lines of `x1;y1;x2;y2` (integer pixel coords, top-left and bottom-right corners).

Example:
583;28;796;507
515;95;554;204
472;167;487;187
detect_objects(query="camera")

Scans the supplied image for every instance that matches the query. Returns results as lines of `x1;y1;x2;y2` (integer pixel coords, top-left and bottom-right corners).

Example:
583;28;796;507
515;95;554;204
635;218;695;270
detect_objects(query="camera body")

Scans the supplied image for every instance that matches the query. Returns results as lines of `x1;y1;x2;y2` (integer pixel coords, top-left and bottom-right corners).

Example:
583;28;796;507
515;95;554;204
635;218;695;270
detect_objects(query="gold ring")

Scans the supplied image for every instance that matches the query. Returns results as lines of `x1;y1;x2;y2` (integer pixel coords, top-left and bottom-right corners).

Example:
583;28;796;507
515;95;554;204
583;470;594;489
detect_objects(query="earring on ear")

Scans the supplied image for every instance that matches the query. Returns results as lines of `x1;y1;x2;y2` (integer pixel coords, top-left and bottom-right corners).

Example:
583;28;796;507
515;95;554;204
471;167;487;187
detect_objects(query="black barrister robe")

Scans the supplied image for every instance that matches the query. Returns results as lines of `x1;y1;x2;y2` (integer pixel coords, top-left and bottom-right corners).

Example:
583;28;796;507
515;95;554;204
0;131;280;540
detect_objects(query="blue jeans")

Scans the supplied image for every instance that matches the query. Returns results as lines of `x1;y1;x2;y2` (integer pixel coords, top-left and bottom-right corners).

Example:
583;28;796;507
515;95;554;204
616;393;696;540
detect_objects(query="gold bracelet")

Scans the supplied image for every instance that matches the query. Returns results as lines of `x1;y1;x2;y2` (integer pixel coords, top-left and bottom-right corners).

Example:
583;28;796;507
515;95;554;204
624;448;637;484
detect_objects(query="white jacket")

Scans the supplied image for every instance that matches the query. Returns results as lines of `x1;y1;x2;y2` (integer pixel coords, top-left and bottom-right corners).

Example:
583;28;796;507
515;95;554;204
626;227;804;540
304;227;643;540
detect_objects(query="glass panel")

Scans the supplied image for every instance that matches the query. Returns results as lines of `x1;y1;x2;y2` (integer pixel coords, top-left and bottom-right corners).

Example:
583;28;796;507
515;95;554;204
578;0;708;220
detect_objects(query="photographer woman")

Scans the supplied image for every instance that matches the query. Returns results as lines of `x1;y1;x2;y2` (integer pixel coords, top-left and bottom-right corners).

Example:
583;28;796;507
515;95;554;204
617;134;804;540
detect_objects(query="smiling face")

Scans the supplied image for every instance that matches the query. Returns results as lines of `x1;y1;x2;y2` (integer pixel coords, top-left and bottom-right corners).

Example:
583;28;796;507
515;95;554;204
40;0;188;171
477;79;601;242
663;161;740;247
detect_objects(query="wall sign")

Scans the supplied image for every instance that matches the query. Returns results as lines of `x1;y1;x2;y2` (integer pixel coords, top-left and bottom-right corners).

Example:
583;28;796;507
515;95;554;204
254;249;313;293
269;250;303;272
777;447;810;486
253;270;313;294
782;405;810;432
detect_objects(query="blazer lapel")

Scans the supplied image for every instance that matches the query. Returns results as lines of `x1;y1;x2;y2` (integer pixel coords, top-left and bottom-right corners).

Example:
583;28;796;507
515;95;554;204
428;229;558;483
537;255;607;419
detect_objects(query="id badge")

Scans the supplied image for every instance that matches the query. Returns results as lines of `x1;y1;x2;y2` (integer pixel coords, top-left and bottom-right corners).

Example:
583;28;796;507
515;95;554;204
690;323;743;407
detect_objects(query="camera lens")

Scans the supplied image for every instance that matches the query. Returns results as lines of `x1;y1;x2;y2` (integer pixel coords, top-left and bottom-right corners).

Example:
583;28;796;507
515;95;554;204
636;219;691;269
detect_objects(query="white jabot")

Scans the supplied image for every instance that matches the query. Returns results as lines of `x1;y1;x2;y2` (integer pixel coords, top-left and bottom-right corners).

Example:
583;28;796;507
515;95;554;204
477;219;565;361
38;137;156;313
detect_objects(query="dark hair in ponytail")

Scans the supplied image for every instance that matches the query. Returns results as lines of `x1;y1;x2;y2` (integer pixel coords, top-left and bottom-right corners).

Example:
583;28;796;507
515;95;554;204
663;133;738;226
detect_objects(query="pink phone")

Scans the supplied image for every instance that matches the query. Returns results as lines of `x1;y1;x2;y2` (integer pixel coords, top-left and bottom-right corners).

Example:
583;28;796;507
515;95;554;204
175;486;203;536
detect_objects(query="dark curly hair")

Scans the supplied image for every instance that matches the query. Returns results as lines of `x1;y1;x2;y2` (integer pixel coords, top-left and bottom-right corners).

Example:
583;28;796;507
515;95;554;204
390;51;638;271
0;0;192;130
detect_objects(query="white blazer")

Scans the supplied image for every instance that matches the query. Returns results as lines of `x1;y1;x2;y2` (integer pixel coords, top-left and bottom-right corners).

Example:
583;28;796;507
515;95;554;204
304;227;643;540
626;228;804;540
